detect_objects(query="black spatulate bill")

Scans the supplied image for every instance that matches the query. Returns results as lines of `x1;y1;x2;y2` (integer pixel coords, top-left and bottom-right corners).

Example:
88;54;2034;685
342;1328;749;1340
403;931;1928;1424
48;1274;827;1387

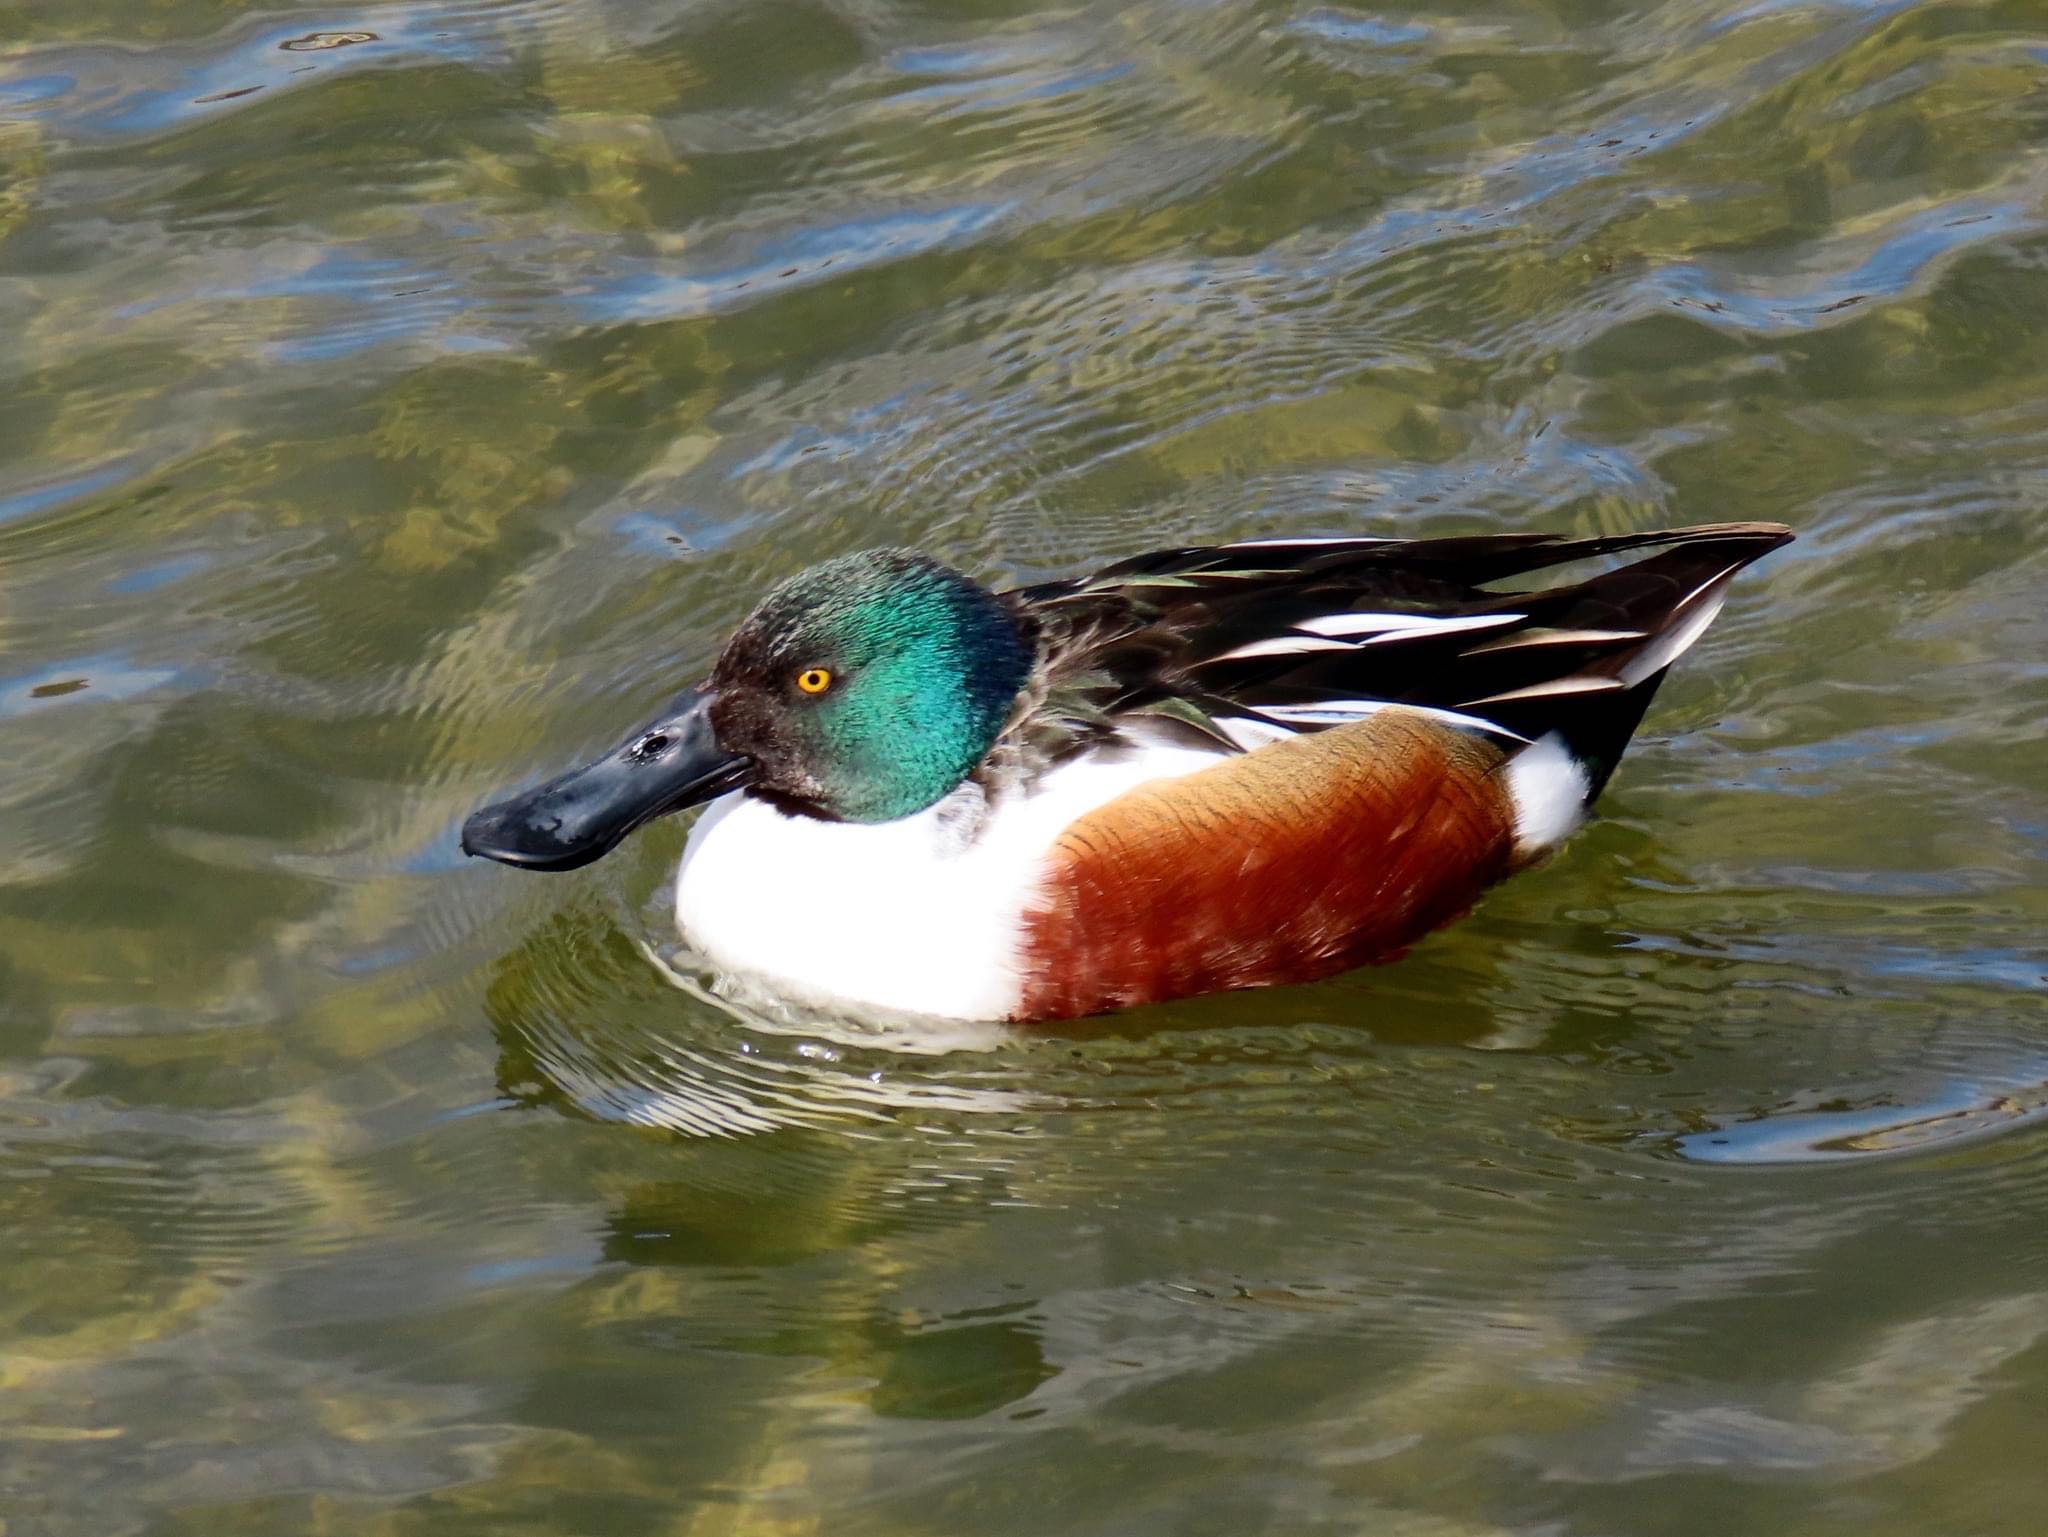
461;686;751;872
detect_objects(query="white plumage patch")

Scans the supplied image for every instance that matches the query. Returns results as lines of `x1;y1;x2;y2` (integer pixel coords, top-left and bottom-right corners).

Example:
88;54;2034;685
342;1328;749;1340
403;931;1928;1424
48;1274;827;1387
1254;698;1529;742
1217;610;1524;661
1503;732;1589;861
1294;610;1523;639
672;736;1232;1020
1357;612;1525;645
1618;573;1735;686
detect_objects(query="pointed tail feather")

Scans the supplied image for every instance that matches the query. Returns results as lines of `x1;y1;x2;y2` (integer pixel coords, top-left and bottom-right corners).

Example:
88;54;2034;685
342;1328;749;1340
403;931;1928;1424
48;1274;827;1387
1457;523;1790;794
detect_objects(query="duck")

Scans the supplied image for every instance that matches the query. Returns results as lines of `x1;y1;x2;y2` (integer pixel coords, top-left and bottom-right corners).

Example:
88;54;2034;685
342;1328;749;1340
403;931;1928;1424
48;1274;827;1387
462;521;1791;1022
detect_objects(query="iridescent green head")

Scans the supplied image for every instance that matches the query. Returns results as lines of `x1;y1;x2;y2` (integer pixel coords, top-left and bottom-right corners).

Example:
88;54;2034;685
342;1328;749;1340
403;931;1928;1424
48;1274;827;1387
707;549;1035;822
458;549;1036;870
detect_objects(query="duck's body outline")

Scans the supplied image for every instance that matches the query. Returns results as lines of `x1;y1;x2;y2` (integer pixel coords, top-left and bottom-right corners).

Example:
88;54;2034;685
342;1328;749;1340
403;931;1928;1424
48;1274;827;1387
464;521;1793;1023
677;705;1584;1021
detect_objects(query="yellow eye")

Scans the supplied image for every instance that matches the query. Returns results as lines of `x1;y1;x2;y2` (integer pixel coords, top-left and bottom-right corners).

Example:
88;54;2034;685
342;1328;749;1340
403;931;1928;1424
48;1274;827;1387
795;667;833;695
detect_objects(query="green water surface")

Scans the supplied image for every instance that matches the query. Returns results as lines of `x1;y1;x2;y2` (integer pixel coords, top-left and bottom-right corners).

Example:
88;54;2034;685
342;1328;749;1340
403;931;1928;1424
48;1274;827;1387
2;0;2046;1532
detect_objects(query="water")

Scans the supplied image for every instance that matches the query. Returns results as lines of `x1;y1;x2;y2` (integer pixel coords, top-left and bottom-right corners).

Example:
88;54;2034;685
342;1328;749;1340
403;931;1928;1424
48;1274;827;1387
3;0;2046;1531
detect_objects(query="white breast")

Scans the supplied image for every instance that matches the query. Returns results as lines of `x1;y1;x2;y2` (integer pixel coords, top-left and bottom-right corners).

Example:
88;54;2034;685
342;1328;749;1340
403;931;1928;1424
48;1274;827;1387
672;736;1229;1020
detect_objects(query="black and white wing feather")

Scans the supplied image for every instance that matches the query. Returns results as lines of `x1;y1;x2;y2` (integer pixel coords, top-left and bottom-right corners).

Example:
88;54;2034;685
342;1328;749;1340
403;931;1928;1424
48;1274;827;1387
1005;521;1791;799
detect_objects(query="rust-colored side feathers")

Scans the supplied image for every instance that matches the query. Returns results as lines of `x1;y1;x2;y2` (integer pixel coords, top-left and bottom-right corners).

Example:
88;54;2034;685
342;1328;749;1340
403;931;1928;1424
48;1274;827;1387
1016;714;1516;1021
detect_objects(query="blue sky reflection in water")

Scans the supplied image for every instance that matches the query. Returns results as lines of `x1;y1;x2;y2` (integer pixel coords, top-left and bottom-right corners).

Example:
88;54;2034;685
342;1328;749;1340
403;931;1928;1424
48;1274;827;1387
0;0;2045;1533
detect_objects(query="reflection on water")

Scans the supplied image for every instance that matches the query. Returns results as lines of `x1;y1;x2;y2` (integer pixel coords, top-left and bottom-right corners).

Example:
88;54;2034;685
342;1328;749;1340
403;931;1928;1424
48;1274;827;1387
1674;1071;2048;1163
2;0;2047;1532
491;918;1038;1136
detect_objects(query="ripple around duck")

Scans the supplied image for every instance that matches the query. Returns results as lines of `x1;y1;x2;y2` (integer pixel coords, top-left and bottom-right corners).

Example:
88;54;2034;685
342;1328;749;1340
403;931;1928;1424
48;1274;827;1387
483;899;1042;1139
477;887;1721;1226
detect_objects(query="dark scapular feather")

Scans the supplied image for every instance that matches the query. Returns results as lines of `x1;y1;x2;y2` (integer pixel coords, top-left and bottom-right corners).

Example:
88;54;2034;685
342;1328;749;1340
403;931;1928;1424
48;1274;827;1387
1000;521;1792;800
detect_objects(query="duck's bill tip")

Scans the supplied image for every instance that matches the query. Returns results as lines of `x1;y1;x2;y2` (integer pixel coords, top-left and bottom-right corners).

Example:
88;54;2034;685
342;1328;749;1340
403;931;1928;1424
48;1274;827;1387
459;687;751;873
459;799;622;872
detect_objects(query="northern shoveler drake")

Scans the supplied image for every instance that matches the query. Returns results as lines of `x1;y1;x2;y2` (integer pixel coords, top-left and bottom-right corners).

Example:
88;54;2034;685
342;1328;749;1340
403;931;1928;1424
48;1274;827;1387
462;521;1791;1022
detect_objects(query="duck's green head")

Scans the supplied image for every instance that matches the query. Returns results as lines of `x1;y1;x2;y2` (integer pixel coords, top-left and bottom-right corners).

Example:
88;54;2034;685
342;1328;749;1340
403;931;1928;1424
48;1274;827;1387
460;550;1035;871
709;549;1036;823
